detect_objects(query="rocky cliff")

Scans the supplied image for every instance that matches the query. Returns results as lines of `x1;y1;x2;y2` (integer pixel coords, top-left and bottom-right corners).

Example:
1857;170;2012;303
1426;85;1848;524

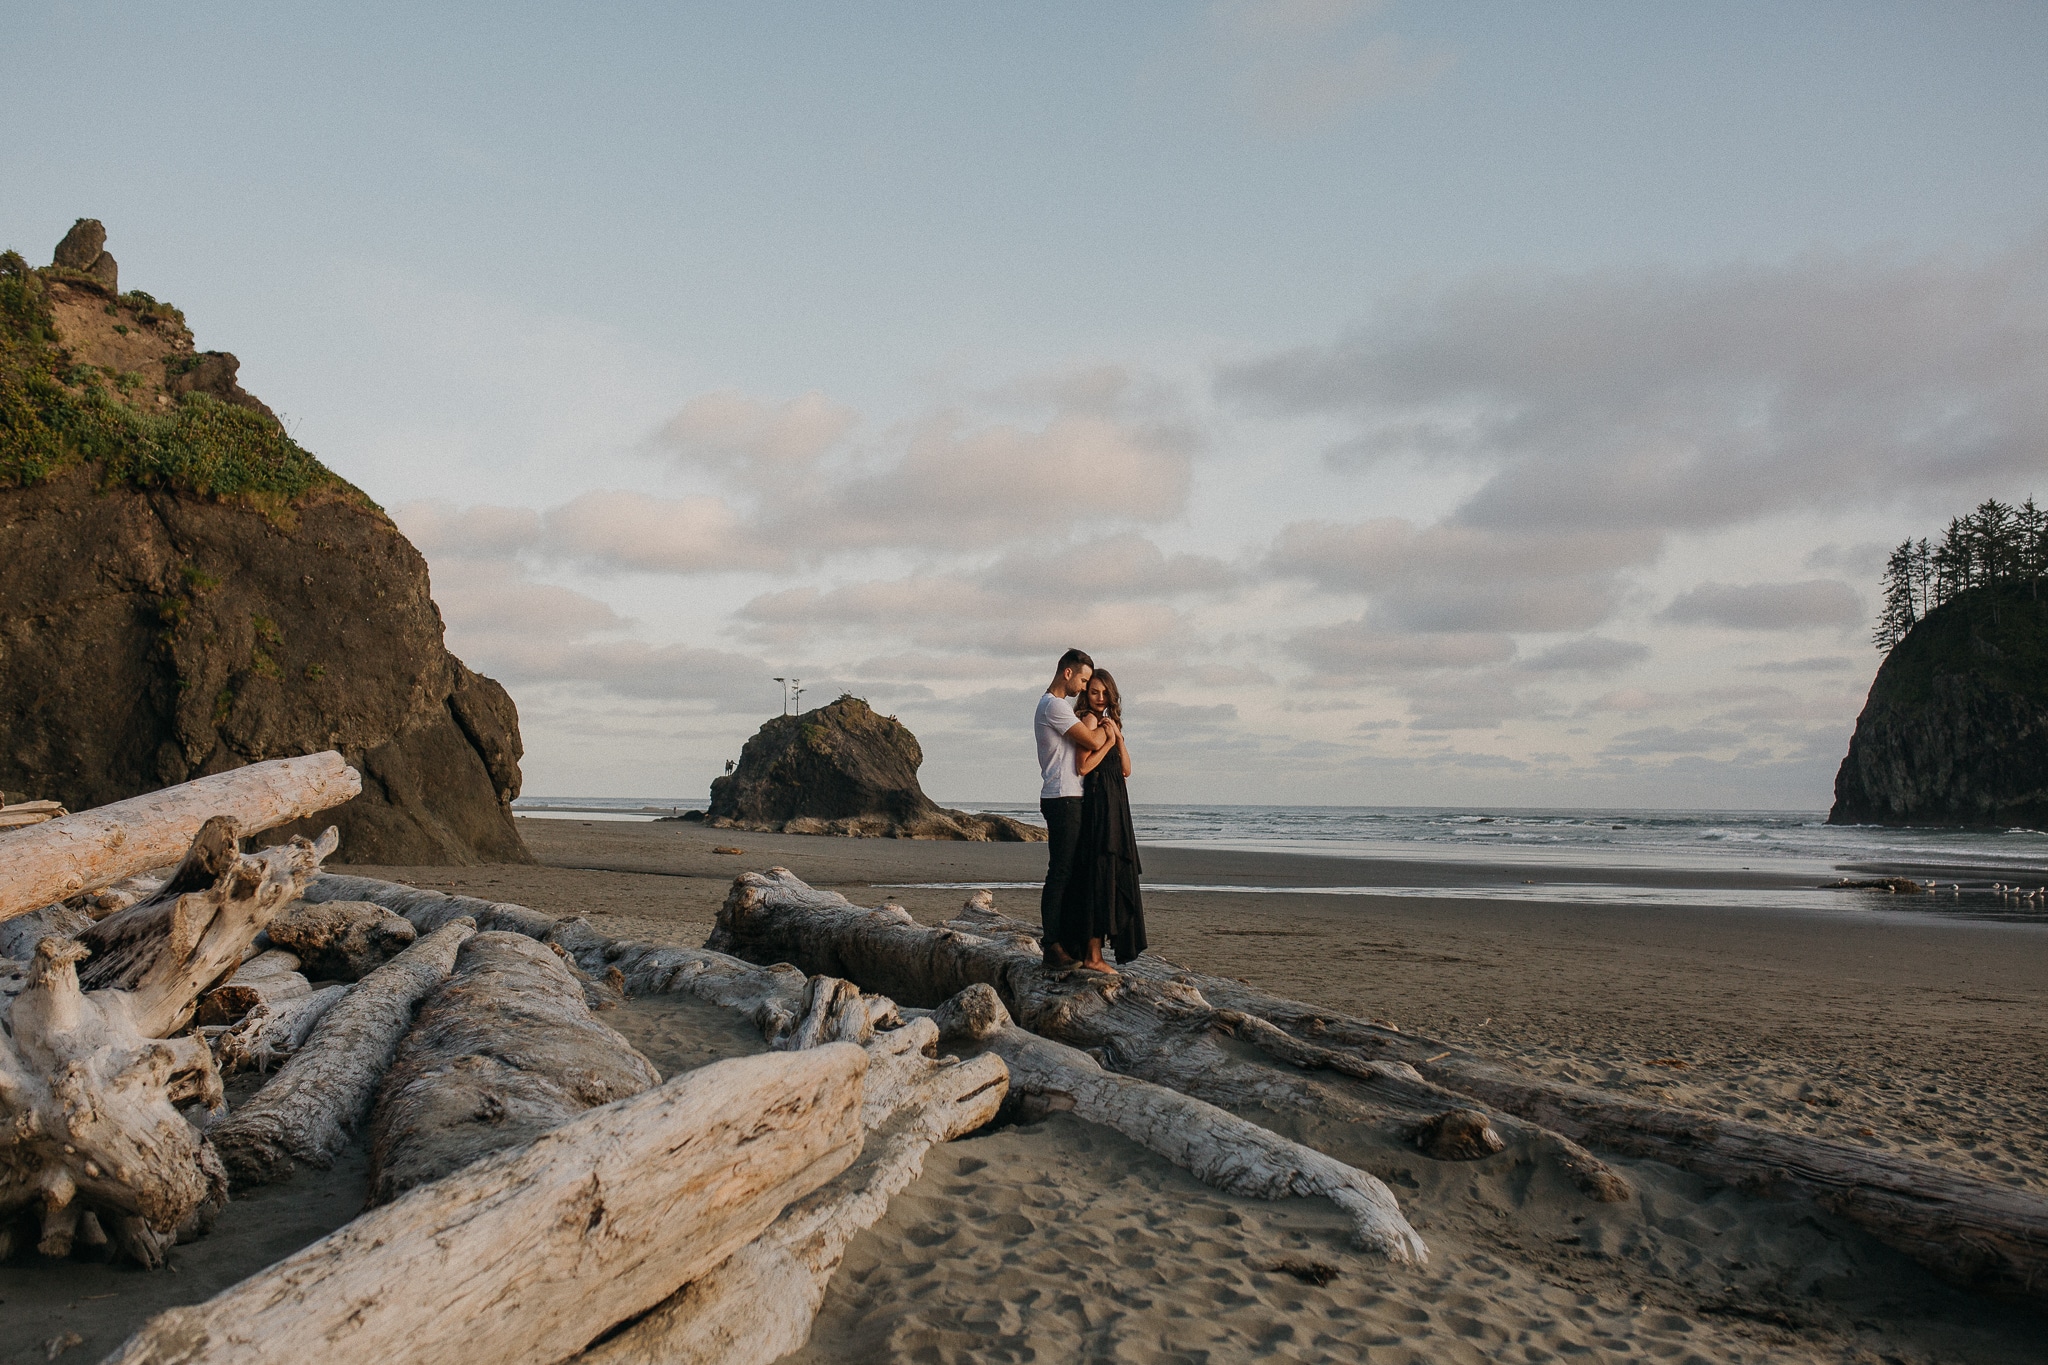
1829;581;2048;830
1;221;529;864
707;695;1043;841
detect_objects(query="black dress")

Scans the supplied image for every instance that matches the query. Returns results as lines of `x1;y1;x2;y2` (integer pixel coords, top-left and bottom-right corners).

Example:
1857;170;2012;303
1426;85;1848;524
1059;760;1147;964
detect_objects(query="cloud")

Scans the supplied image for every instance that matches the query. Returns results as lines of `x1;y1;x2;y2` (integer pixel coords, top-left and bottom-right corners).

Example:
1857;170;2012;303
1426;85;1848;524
1603;725;1746;756
1268;517;1658;633
1742;655;1860;673
540;489;777;574
1208;0;1454;131
1219;233;2048;535
742;572;1186;658
1288;621;1516;677
1658;579;1864;631
393;501;542;560
1522;636;1650;674
654;390;857;475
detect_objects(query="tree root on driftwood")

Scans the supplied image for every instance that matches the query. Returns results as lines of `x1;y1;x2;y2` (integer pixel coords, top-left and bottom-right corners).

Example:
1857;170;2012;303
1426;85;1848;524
942;889;2048;1301
0;824;338;1267
365;932;660;1206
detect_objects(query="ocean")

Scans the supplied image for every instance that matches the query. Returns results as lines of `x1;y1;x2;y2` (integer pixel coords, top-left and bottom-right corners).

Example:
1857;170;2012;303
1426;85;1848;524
512;799;2048;921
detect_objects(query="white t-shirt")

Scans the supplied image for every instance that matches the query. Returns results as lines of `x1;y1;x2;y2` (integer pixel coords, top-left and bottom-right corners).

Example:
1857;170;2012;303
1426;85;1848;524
1035;692;1084;799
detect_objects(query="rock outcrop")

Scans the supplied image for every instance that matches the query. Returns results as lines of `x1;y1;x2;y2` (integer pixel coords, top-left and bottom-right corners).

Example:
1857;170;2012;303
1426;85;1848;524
707;695;1043;841
1830;581;2048;830
1;223;530;864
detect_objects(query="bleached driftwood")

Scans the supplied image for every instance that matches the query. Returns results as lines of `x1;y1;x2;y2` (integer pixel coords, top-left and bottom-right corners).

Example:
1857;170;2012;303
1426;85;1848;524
301;876;1011;1365
366;931;660;1205
708;872;1623;1221
581;1016;1006;1365
210;919;475;1187
107;1047;868;1365
267;898;417;980
298;872;560;938
0;799;67;831
0;902;93;959
930;981;1427;1262
195;950;310;1026
216;983;350;1074
0;753;360;923
945;891;2048;1302
0;826;337;1267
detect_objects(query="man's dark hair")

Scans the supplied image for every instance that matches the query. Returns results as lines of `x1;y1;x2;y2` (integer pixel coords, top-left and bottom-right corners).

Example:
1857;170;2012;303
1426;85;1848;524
1056;647;1094;674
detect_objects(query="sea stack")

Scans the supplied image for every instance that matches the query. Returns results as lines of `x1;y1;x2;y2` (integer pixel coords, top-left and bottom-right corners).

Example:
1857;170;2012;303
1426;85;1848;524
1829;580;2048;829
707;694;1045;840
0;223;530;863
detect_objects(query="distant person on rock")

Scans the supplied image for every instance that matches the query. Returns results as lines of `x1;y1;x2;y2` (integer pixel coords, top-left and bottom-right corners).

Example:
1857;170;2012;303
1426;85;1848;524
1058;668;1145;975
1036;648;1111;969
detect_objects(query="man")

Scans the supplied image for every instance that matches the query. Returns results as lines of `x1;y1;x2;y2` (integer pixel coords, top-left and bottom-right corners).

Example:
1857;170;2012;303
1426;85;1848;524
1035;647;1110;969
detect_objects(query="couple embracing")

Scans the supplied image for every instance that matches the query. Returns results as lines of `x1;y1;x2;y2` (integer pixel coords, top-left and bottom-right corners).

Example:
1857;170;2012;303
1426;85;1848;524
1034;648;1147;975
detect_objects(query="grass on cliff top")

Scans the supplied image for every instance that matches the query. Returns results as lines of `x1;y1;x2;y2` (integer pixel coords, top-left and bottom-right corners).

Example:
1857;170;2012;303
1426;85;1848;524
0;250;364;516
1882;580;2048;708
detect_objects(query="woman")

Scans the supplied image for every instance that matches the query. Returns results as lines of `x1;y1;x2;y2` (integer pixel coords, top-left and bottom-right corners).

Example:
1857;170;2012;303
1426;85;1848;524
1058;669;1147;974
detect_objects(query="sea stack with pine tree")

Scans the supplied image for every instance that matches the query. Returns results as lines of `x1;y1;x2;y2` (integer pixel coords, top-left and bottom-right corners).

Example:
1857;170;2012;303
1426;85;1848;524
1830;498;2048;830
707;694;1045;840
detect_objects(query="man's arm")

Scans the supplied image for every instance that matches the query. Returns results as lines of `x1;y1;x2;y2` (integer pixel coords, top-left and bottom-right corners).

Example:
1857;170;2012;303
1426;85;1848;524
1063;719;1110;752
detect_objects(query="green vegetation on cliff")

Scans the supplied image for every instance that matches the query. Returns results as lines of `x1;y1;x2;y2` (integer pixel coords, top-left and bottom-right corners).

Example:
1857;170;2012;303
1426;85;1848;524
0;248;355;514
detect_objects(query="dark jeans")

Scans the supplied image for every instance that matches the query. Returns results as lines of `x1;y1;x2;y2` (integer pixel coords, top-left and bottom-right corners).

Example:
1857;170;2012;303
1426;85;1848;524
1039;796;1084;943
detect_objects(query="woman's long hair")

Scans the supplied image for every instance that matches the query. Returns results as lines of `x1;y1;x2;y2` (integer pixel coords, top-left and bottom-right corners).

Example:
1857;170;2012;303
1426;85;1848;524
1088;669;1123;725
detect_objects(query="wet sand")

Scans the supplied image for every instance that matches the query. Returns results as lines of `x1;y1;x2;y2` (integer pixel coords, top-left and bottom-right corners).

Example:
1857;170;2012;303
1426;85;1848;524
12;816;2043;1363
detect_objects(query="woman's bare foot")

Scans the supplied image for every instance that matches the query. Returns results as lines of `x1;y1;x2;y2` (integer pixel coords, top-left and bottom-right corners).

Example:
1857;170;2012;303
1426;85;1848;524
1073;938;1118;975
1043;943;1076;970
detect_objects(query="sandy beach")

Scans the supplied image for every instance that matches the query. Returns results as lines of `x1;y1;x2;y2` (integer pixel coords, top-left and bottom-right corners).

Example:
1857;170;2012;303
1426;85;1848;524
10;816;2043;1364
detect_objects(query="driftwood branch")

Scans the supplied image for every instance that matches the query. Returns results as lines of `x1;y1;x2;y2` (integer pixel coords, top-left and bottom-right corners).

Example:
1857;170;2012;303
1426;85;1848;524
107;1047;869;1365
0;753;360;923
366;931;659;1206
210;919;475;1187
266;899;417;980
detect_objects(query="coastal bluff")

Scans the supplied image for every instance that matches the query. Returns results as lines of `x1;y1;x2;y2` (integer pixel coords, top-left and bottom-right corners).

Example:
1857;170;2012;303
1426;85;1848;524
0;221;529;864
707;695;1044;841
1830;580;2048;829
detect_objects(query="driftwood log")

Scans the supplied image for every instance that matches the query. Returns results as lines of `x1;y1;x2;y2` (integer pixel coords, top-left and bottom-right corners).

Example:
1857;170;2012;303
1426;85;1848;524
583;1016;1007;1365
210;919;475;1187
215;983;350;1074
195;950;310;1026
0;753;360;923
266;899;417;980
928;981;1427;1261
366;931;660;1205
710;871;1624;1199
287;876;1020;1365
107;1047;869;1365
0;825;337;1268
942;887;2048;1301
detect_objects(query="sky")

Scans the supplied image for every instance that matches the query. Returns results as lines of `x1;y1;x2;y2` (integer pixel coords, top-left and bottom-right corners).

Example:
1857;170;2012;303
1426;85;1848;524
7;1;2047;809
